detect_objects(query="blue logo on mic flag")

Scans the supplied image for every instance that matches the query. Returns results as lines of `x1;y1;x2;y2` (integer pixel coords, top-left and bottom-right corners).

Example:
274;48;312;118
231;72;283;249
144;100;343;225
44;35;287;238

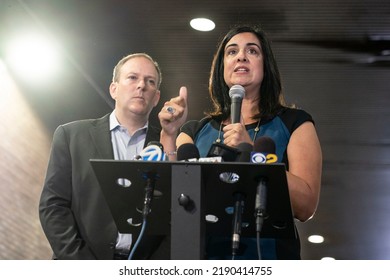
139;144;165;161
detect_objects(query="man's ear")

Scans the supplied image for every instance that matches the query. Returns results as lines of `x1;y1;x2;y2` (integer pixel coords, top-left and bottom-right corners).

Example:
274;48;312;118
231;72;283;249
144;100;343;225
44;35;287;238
109;82;117;99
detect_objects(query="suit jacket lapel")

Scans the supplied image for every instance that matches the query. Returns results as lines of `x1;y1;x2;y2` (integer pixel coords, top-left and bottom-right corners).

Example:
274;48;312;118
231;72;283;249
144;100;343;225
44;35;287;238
89;114;114;159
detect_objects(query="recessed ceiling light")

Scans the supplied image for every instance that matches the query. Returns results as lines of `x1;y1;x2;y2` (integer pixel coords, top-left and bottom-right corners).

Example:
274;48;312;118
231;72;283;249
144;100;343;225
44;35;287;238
308;235;324;244
321;257;336;260
190;18;215;32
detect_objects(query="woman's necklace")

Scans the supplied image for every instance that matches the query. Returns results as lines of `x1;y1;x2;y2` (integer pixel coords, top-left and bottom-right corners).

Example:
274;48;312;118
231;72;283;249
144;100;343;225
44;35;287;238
215;119;261;143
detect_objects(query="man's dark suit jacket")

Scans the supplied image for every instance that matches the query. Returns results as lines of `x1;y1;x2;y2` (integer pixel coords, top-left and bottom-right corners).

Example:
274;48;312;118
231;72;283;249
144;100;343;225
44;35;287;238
39;114;167;259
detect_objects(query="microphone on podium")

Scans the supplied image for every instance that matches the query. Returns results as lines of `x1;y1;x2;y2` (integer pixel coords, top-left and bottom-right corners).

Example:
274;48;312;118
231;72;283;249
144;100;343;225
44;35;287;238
178;143;223;162
138;141;166;217
251;136;278;232
235;142;253;162
231;142;253;257
138;141;166;161
128;141;165;260
251;136;278;164
207;142;239;162
176;143;200;161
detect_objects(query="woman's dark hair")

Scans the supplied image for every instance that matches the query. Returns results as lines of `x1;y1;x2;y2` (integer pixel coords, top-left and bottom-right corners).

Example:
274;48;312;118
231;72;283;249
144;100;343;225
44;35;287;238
208;25;285;121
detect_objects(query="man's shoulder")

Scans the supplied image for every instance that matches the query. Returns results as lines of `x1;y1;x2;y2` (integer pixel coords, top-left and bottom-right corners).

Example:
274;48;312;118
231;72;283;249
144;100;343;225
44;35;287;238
60;114;109;130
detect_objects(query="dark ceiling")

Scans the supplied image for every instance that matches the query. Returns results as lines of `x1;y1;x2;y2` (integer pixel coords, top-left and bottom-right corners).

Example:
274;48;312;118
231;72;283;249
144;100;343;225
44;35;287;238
1;0;390;260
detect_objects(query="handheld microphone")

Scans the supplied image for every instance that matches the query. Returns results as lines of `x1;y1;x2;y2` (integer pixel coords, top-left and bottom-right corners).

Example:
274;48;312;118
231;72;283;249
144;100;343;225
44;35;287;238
229;85;245;124
207;85;245;163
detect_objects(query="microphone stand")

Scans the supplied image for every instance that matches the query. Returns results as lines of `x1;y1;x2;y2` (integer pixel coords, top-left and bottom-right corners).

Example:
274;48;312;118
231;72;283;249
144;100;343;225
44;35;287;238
255;177;267;260
142;176;156;218
231;192;245;259
128;172;156;260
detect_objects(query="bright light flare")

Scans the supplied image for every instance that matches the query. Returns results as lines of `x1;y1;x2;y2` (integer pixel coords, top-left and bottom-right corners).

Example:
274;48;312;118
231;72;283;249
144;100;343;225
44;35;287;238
5;33;62;83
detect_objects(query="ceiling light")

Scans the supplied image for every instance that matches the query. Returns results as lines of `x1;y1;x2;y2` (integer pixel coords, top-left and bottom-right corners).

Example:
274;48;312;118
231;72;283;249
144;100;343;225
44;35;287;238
190;18;215;32
308;235;324;244
321;257;336;260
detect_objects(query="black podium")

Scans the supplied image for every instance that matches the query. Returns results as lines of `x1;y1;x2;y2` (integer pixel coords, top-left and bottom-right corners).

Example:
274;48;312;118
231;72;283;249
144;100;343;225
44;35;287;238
90;160;296;259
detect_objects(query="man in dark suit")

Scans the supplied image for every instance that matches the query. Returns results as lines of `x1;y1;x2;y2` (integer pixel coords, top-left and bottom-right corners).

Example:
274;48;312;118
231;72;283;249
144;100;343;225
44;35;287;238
39;53;187;259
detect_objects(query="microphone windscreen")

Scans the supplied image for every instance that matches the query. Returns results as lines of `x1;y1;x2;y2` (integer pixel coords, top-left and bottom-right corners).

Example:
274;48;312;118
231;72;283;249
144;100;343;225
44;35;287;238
177;143;200;161
207;142;239;162
235;142;253;162
146;141;164;150
253;136;276;154
229;85;245;99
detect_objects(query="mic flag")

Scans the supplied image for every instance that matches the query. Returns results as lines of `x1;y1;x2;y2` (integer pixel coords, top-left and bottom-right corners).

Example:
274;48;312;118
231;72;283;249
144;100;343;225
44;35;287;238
251;136;278;163
139;141;166;161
